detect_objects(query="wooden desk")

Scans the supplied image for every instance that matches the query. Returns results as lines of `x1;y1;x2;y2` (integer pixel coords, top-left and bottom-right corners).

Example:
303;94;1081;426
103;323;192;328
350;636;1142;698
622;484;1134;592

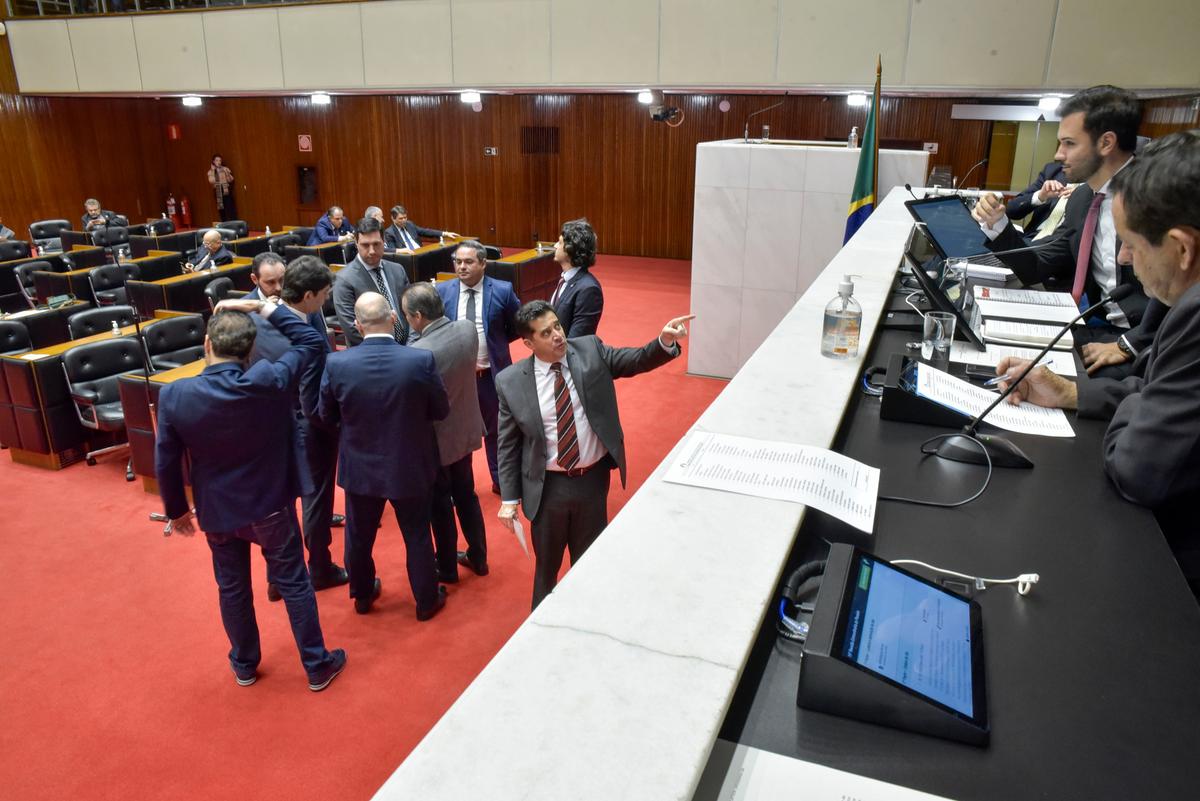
130;231;199;258
390;235;474;283
0;322;162;469
486;246;558;301
0;301;90;350
229;235;271;258
33;250;182;306
119;358;204;485
126;257;253;318
0;252;72;312
284;241;355;266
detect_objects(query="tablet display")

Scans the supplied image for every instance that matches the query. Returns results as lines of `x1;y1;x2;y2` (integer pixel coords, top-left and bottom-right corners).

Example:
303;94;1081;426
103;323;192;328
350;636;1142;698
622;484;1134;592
905;195;993;259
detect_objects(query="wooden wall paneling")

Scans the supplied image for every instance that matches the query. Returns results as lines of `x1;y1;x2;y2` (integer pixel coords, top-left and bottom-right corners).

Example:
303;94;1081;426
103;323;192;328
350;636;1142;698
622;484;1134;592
1139;94;1200;140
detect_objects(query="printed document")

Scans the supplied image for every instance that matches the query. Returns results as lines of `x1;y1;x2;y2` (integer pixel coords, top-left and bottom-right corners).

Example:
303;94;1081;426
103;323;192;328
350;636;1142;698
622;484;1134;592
949;341;1078;377
663;432;879;533
915;363;1075;437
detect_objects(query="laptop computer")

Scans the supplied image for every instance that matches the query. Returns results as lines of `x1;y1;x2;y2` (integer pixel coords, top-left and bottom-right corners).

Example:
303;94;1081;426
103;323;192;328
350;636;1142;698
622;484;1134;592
904;195;1006;268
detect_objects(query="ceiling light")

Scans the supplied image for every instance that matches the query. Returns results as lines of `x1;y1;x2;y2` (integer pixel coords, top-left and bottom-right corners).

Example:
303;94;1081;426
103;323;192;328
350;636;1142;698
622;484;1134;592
1038;95;1062;112
461;91;481;104
847;93;867;107
637;90;654;104
182;95;202;107
311;92;331;106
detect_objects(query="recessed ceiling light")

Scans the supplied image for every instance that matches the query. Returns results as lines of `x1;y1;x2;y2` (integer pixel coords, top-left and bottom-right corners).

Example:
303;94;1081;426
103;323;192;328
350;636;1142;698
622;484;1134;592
182;95;202;107
1038;96;1062;112
461;91;482;104
311;92;331;106
847;93;867;107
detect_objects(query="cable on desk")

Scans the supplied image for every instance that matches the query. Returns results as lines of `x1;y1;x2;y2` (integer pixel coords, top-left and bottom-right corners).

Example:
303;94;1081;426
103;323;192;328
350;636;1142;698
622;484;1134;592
904;291;927;318
890;559;1040;596
777;559;826;645
877;432;993;508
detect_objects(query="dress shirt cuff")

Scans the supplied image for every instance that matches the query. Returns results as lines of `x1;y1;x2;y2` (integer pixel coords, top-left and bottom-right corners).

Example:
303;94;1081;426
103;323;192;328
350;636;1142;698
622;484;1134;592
1119;334;1139;357
259;301;279;320
979;215;1009;241
502;499;520;506
657;335;680;353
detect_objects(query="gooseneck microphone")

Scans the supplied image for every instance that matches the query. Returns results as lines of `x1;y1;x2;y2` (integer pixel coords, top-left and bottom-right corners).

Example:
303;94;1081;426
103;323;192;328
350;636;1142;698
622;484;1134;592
955;158;989;189
905;183;920;200
932;283;1137;468
743;100;785;142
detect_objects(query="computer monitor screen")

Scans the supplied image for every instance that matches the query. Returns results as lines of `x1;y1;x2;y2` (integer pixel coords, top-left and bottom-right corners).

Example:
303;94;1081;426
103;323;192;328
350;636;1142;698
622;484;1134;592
905;196;993;259
835;552;983;720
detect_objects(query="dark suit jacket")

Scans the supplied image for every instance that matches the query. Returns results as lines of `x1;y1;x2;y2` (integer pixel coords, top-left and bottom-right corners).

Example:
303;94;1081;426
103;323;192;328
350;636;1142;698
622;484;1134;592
317;337;449;499
155;308;323;532
411;317;485;465
436;276;521;377
495;335;679;519
81;210;116;230
187;244;234;270
308;214;354;245
989;183;1157;351
1006;161;1065;235
553;268;603;337
247;291;329;421
333;256;411;346
385;220;442;251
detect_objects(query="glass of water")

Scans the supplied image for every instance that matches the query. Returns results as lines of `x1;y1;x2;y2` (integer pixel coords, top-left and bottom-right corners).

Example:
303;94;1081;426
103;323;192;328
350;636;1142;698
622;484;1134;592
922;311;956;371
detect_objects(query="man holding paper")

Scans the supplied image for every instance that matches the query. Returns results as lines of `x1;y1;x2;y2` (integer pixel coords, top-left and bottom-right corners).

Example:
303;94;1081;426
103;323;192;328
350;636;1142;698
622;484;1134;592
993;131;1200;597
495;300;691;610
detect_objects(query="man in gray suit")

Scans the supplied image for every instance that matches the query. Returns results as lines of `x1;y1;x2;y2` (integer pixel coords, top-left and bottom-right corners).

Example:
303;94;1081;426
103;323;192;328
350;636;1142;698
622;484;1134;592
333;216;411;346
403;282;490;582
496;299;694;609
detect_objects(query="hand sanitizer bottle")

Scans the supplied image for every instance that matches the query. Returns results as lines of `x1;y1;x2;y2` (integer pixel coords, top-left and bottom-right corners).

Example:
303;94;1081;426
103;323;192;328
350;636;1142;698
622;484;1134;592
111;320;121;336
848;126;859;149
820;275;861;359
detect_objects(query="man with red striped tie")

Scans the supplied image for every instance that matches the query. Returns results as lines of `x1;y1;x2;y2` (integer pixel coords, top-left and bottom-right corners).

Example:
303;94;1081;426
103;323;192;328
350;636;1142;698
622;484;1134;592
495;300;693;610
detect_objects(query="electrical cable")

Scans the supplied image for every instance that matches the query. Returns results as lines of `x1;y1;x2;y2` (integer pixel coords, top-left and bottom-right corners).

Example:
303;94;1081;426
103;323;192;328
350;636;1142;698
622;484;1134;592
878;432;992;508
891;559;1040;596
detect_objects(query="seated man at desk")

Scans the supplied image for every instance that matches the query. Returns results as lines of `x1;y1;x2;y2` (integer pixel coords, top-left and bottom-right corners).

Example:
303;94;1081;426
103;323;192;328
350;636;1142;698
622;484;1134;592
992;131;1200;598
385;205;458;253
0;215;13;240
308;206;355;245
184;229;234;272
81;198;117;231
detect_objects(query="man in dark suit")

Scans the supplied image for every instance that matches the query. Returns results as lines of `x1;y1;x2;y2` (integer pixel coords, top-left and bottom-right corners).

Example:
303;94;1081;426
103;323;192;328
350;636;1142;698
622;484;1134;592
405;282;490;580
385;204;459;252
81;198;116;231
308;206;354;245
318;292;451;619
436;240;521;493
496;300;693;609
248;255;348;601
991;131;1200;598
550;218;604;337
333;216;411;346
185;229;234;272
1006;160;1068;237
973;85;1155;378
155;297;346;691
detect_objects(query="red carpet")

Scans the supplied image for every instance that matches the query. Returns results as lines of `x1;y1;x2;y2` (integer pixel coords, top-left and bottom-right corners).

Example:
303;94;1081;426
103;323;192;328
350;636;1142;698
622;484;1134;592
0;254;725;800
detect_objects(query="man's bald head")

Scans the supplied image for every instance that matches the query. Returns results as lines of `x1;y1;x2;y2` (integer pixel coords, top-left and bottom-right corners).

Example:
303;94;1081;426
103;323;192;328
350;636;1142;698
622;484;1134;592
202;229;222;250
354;292;396;335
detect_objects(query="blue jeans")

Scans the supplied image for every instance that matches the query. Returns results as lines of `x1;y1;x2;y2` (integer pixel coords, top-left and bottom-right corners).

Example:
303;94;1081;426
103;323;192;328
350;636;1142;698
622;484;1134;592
207;507;337;679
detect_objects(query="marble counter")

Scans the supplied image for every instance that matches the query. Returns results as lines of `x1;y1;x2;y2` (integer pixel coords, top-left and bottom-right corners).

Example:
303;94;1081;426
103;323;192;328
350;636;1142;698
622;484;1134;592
372;188;917;801
688;139;928;379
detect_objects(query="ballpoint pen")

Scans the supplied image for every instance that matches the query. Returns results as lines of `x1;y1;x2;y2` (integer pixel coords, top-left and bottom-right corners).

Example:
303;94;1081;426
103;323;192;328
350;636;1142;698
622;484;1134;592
984;360;1053;388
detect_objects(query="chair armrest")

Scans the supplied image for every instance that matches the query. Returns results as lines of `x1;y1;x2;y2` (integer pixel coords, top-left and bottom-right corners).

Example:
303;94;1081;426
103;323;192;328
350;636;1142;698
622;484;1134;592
70;387;100;406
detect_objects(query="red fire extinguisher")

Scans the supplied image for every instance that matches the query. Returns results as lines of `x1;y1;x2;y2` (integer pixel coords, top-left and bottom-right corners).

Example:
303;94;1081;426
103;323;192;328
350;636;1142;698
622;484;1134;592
166;194;180;229
180;195;192;229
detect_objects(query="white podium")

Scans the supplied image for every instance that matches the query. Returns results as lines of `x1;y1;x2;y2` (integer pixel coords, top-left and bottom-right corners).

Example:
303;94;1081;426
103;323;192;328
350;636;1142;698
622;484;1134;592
688;140;929;379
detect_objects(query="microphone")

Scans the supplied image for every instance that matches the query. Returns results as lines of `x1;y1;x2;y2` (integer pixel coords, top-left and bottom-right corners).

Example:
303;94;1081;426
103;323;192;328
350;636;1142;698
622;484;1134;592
905;183;920;200
743;100;785;142
931;284;1137;469
955;158;988;189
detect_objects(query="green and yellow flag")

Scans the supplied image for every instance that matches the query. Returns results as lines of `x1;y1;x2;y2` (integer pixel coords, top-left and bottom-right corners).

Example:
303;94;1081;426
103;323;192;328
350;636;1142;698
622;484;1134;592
843;57;882;243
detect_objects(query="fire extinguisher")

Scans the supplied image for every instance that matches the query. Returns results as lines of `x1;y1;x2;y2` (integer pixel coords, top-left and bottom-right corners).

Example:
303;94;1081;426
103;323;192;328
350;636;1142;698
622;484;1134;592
166;193;180;229
180;195;192;229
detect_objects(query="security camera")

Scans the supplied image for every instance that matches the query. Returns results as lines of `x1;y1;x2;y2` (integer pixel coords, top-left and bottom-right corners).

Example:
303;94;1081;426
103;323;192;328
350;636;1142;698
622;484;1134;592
650;105;682;124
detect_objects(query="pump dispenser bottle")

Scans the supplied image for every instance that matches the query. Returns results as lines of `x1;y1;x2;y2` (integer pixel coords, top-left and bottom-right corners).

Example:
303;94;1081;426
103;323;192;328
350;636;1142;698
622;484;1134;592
820;275;861;359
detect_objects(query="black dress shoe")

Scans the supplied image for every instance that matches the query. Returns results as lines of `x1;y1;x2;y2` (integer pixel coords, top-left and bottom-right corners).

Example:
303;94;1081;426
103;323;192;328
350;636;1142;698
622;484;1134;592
416;586;448;621
457;550;489;577
354;578;382;615
330;513;345;527
267;582;281;602
437;568;459;584
311;563;350;591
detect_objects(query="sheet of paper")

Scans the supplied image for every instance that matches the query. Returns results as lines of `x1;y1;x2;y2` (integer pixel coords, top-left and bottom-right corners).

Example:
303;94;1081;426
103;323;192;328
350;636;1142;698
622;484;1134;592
949;341;1077;377
697;741;960;801
19;352;50;361
915;363;1074;437
975;298;1078;324
965;263;1011;281
973;286;1076;307
663;432;879;533
983;319;1073;350
512;517;529;557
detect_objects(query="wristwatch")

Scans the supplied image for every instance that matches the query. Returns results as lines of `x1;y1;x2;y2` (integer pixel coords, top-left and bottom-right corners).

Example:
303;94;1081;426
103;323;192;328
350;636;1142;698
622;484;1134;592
1116;335;1134;357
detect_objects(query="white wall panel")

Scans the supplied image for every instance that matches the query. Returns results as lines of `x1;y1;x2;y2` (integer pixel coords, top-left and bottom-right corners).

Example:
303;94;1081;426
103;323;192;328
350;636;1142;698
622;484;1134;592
451;0;551;85
67;17;142;92
134;14;209;93
906;0;1056;88
362;1;454;87
660;0;779;86
551;0;658;85
7;20;78;93
278;4;365;89
203;9;285;91
777;0;909;86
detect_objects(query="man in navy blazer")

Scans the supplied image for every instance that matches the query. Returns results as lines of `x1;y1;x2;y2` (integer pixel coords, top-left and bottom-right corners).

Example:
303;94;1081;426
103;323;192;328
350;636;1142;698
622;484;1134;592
155;297;346;692
308;206;354;245
1006;160;1068;237
248;255;348;600
185;229;234;272
436;240;520;491
550;217;604;337
318;292;451;619
385;204;459;252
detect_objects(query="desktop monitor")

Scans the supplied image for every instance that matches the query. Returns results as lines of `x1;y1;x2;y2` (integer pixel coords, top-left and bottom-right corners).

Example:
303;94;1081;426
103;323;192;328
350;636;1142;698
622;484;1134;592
904;195;995;260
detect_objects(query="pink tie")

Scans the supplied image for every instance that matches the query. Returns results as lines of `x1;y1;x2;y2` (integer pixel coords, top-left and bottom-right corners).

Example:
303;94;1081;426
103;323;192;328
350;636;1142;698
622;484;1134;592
1071;191;1105;304
550;277;566;306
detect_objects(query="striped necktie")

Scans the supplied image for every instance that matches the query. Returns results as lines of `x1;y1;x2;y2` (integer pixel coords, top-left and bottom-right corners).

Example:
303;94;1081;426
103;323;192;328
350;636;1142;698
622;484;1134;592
550;362;580;471
368;267;405;343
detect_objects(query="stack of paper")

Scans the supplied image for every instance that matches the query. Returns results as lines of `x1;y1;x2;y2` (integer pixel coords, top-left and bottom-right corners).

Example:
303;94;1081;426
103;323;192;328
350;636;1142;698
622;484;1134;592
974;286;1079;324
915;364;1074;437
949;341;1078;377
982;319;1073;350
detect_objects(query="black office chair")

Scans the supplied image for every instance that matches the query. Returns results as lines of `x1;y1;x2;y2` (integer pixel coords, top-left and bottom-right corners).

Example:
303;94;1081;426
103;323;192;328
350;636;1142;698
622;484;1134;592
268;233;300;255
214;228;238;242
484;245;503;260
220;220;249;239
126;224;150;237
322;289;345;349
88;262;141;307
29;219;71;253
13;261;52;308
142;314;205;370
108;214;130;228
147;218;176;236
291;227;315;245
204;276;235;312
68;305;136;339
0;240;32;261
91;225;131;260
0;320;32;356
61;338;142;480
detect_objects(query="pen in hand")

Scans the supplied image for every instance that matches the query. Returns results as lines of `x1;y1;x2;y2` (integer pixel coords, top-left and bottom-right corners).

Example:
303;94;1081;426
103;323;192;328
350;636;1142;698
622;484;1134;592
984;360;1053;388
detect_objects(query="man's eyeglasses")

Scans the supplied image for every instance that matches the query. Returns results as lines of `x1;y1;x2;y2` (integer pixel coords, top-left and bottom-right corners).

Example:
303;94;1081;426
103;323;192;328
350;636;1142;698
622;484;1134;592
451;258;479;266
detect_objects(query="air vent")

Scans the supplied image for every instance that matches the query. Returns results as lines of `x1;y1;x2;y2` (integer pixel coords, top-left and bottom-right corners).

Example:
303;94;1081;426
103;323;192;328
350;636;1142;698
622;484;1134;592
521;126;560;155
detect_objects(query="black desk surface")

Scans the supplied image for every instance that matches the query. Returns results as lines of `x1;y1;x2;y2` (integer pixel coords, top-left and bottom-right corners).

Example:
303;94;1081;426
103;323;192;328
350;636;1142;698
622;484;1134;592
719;324;1200;800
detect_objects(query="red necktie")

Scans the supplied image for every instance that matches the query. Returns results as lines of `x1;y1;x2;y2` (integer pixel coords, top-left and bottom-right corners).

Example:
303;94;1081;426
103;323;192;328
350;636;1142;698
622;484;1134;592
1071;191;1105;304
550;277;566;306
550;363;580;471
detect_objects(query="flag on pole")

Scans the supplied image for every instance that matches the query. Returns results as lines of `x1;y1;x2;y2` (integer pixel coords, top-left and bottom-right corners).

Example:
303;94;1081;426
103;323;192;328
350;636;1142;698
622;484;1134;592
843;56;882;243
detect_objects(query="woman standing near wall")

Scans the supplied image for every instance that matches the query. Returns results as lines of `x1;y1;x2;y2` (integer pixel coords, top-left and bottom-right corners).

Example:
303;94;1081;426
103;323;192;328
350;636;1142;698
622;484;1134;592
207;154;237;223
